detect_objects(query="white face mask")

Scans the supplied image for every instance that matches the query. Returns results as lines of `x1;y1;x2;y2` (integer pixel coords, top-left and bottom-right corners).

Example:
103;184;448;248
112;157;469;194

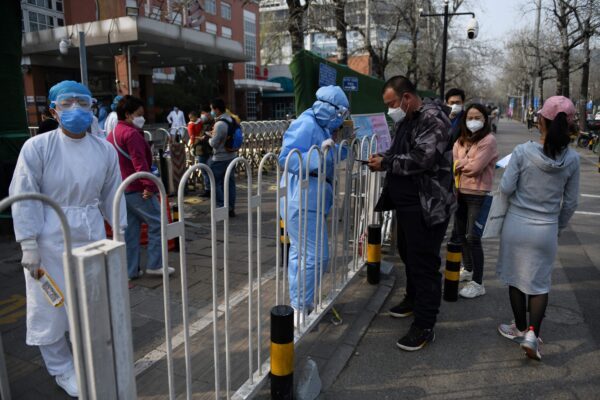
466;119;484;133
450;104;463;114
133;116;145;129
387;99;406;123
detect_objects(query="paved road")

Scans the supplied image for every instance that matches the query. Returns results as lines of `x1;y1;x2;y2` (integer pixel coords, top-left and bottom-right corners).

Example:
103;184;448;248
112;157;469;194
323;119;600;399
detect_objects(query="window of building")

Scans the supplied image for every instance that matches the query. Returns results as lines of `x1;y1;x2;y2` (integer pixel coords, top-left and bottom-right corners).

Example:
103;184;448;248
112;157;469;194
221;26;232;39
245;63;256;79
55;0;63;11
221;2;231;20
205;22;217;35
22;0;64;32
246;92;257;120
28;10;55;31
204;0;216;15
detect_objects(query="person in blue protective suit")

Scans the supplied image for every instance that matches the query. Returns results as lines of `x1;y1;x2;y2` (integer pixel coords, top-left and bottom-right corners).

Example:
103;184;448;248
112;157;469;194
104;95;123;136
278;85;349;326
9;80;127;397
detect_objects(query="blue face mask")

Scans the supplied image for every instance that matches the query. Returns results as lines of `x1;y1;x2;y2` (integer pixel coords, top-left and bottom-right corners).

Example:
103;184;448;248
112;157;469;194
210;111;216;118
201;114;208;122
57;108;93;134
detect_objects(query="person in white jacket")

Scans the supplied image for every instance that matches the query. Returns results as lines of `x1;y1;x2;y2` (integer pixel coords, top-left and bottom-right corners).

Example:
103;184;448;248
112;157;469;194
9;80;127;397
166;106;186;137
104;95;122;137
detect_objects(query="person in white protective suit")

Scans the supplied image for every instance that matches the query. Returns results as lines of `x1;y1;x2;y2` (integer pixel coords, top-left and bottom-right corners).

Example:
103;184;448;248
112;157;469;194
9;80;127;398
166;106;186;138
278;85;349;325
104;95;122;137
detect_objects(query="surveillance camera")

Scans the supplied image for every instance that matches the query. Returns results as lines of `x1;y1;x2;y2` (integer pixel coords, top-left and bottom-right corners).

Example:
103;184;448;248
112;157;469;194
59;39;70;55
466;17;479;40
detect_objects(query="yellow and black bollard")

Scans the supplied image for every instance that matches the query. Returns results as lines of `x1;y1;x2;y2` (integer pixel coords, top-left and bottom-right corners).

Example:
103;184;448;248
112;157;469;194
280;219;290;266
171;203;180;252
271;305;294;400
366;224;381;284
443;243;462;302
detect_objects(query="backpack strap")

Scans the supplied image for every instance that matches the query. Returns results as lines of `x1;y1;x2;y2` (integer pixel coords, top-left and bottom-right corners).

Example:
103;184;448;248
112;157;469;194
109;129;132;160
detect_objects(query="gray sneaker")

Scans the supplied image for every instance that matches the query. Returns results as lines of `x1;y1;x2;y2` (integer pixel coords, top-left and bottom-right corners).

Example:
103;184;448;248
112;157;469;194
520;328;542;361
498;322;526;344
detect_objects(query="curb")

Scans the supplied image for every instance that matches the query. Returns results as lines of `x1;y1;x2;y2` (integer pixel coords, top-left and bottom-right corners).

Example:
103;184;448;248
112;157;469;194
318;272;396;392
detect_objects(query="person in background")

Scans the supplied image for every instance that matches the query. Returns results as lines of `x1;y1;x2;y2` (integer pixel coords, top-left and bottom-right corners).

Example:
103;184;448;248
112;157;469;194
497;96;579;361
104;95;122;137
451;103;498;298
278;85;349;327
527;107;535;131
98;99;110;130
167;106;186;138
188;110;212;197
368;75;455;351
445;87;466;146
9;80;126;397
37;108;59;134
108;95;175;279
207;98;237;217
89;99;103;137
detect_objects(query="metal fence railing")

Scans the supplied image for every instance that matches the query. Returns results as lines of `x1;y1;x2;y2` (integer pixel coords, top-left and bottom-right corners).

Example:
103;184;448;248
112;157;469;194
3;125;386;400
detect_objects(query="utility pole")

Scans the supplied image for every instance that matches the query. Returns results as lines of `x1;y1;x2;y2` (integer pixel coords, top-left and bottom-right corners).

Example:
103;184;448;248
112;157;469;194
420;0;476;99
533;0;542;108
79;31;88;87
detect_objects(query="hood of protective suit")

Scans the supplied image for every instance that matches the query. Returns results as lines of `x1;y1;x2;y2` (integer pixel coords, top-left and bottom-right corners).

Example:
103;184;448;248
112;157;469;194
48;80;92;109
522;140;577;172
312;85;350;131
111;95;123;111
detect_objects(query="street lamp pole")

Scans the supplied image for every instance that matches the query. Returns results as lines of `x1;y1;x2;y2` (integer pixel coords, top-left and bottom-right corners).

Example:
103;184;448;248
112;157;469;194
420;0;475;99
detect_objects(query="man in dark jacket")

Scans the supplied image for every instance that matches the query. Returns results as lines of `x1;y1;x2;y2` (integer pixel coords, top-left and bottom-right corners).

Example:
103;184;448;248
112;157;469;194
368;75;456;351
445;87;465;146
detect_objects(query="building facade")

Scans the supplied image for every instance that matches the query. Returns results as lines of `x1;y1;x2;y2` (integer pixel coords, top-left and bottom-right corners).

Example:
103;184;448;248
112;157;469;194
20;0;271;125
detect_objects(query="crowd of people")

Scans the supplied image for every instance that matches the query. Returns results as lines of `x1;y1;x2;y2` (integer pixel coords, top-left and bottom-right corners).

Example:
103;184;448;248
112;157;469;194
8;74;580;396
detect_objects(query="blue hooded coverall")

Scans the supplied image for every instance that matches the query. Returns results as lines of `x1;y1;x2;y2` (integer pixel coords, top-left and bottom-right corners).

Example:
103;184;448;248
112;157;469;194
279;85;349;311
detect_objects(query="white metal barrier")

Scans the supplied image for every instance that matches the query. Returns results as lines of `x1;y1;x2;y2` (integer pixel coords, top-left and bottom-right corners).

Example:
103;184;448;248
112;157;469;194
1;134;382;400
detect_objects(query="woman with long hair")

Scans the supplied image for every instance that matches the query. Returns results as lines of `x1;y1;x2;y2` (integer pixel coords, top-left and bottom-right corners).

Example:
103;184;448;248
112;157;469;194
497;96;580;360
451;103;498;298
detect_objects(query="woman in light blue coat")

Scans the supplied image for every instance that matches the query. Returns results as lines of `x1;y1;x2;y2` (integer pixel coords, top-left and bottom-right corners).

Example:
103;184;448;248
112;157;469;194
279;85;349;325
496;96;580;361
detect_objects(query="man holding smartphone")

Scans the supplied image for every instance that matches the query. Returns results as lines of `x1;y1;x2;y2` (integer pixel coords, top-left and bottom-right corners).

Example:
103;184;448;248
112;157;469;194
368;76;455;351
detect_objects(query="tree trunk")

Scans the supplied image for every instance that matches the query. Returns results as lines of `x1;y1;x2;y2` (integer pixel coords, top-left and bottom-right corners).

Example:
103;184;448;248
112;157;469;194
556;48;570;97
333;0;348;65
286;0;306;55
579;32;591;130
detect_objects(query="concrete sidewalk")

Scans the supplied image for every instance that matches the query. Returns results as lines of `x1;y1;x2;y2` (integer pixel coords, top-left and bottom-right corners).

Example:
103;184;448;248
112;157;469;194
323;120;600;399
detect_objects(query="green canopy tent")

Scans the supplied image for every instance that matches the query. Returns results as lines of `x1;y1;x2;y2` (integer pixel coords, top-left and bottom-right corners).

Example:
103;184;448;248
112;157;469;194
289;50;438;116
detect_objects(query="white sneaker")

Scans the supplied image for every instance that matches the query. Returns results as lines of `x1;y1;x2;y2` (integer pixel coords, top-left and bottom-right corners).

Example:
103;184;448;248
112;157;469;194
459;267;473;282
145;266;175;276
459;281;486;298
520;328;542;361
498;322;526;343
56;370;79;397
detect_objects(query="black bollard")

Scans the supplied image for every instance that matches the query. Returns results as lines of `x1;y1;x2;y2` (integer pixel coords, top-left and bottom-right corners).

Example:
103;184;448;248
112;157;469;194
366;224;381;284
271;305;294;400
443;243;462;302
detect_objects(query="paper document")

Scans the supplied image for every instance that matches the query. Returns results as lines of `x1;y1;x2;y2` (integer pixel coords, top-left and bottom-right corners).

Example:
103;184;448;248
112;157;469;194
496;153;512;169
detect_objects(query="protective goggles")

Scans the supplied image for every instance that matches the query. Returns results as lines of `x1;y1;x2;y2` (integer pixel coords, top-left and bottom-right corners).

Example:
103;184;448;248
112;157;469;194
51;93;95;110
321;100;350;120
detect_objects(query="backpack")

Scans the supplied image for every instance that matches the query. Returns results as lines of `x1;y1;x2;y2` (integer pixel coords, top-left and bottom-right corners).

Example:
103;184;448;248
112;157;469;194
223;118;243;152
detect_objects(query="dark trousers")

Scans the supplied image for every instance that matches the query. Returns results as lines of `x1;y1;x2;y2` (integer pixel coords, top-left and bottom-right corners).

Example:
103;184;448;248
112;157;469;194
451;193;486;284
396;209;449;330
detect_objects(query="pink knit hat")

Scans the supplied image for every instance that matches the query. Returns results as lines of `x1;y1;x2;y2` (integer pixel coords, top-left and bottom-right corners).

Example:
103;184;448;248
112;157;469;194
538;96;576;122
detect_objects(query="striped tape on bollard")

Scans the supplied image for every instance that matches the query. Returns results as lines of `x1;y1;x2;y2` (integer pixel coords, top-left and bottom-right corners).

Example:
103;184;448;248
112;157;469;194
279;219;290;265
271;305;294;400
443;243;462;302
366;224;381;285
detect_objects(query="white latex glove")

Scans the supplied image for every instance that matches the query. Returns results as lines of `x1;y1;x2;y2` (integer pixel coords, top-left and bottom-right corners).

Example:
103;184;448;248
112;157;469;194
321;138;335;150
21;239;41;279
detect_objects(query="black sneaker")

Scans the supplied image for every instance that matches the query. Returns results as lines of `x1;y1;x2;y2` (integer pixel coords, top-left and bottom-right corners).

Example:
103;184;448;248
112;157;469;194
389;297;414;318
396;325;435;351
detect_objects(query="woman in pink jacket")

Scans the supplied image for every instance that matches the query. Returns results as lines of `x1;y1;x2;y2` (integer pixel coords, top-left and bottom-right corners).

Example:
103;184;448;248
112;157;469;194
452;103;498;299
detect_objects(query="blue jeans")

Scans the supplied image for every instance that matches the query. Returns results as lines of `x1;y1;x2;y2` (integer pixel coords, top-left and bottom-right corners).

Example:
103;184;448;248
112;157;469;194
196;155;211;191
124;192;163;278
209;158;236;210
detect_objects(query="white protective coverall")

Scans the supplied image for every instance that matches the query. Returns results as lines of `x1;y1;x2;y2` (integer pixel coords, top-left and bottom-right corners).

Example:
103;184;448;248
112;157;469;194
278;85;349;312
104;110;118;137
167;107;186;136
9;129;127;374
